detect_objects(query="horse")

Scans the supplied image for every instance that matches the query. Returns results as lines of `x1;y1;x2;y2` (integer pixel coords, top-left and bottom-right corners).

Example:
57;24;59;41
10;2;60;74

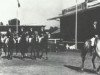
29;31;42;59
81;36;100;73
28;35;37;59
32;34;40;59
20;32;29;59
6;36;16;59
81;39;92;70
0;35;8;56
39;33;49;60
15;36;21;55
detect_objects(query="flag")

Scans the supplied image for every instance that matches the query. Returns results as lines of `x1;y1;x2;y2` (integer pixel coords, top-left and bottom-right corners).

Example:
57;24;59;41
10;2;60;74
17;0;20;7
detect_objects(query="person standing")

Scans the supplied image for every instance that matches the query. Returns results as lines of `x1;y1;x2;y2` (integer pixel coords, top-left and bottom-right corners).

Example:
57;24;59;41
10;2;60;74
29;28;33;37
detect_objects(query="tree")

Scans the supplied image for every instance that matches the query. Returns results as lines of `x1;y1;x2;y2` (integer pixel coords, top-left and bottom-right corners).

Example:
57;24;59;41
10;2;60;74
49;26;59;33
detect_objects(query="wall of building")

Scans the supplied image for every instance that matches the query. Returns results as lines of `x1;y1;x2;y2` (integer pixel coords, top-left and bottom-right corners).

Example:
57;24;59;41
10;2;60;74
60;6;100;42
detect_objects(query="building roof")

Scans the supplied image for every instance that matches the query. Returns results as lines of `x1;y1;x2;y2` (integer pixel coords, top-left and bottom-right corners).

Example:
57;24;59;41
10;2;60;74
51;29;60;34
48;1;100;20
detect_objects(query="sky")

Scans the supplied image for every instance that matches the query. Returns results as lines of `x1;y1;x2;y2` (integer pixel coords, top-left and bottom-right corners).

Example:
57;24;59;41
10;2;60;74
0;0;85;29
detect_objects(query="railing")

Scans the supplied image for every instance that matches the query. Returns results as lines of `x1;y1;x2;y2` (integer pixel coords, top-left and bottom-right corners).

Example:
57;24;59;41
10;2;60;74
48;39;60;44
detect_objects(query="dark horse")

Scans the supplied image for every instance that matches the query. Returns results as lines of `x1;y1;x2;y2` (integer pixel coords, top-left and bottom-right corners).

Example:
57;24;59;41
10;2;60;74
15;36;21;55
7;36;15;59
29;35;37;59
81;36;100;73
30;31;42;59
20;33;28;59
39;33;49;60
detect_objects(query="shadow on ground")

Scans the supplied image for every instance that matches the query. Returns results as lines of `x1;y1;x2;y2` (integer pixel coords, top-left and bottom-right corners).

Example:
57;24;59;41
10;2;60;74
1;56;35;60
64;65;96;74
2;56;8;59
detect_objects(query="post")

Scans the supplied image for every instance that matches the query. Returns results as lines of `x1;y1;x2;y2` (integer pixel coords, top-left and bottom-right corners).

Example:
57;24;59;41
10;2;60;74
16;8;18;35
16;0;20;36
75;0;78;49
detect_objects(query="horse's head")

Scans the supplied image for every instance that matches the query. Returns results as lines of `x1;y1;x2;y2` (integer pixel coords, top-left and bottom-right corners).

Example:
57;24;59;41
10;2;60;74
84;39;91;50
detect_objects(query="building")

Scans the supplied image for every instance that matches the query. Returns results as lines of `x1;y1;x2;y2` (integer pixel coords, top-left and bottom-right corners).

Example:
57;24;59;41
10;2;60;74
48;0;100;41
48;0;100;49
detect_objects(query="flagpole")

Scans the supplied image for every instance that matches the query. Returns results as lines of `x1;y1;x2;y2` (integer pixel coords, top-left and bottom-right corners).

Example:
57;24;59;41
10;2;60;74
16;8;18;35
75;0;78;49
16;0;20;36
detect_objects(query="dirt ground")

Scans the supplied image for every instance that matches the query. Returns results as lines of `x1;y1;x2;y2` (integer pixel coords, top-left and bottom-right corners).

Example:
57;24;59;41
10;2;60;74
0;50;100;75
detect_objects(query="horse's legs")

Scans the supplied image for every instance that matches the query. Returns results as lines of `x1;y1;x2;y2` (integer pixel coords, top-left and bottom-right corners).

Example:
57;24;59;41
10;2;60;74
41;48;48;60
39;46;43;58
81;50;87;70
15;47;17;55
36;46;39;58
97;66;100;73
16;44;18;55
30;46;35;59
45;48;48;60
21;52;25;59
4;49;7;57
30;49;32;57
40;48;44;58
8;48;10;59
10;49;13;59
33;49;36;59
81;56;85;70
20;49;25;59
30;47;35;59
92;53;96;70
36;50;39;58
4;45;7;56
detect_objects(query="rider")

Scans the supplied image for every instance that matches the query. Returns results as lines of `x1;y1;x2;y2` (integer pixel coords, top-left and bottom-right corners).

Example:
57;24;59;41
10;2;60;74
7;28;13;38
39;27;46;36
19;27;25;37
29;28;33;37
90;21;99;55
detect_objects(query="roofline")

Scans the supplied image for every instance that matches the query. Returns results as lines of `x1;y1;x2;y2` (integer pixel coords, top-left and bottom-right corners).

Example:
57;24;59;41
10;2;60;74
48;3;100;20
